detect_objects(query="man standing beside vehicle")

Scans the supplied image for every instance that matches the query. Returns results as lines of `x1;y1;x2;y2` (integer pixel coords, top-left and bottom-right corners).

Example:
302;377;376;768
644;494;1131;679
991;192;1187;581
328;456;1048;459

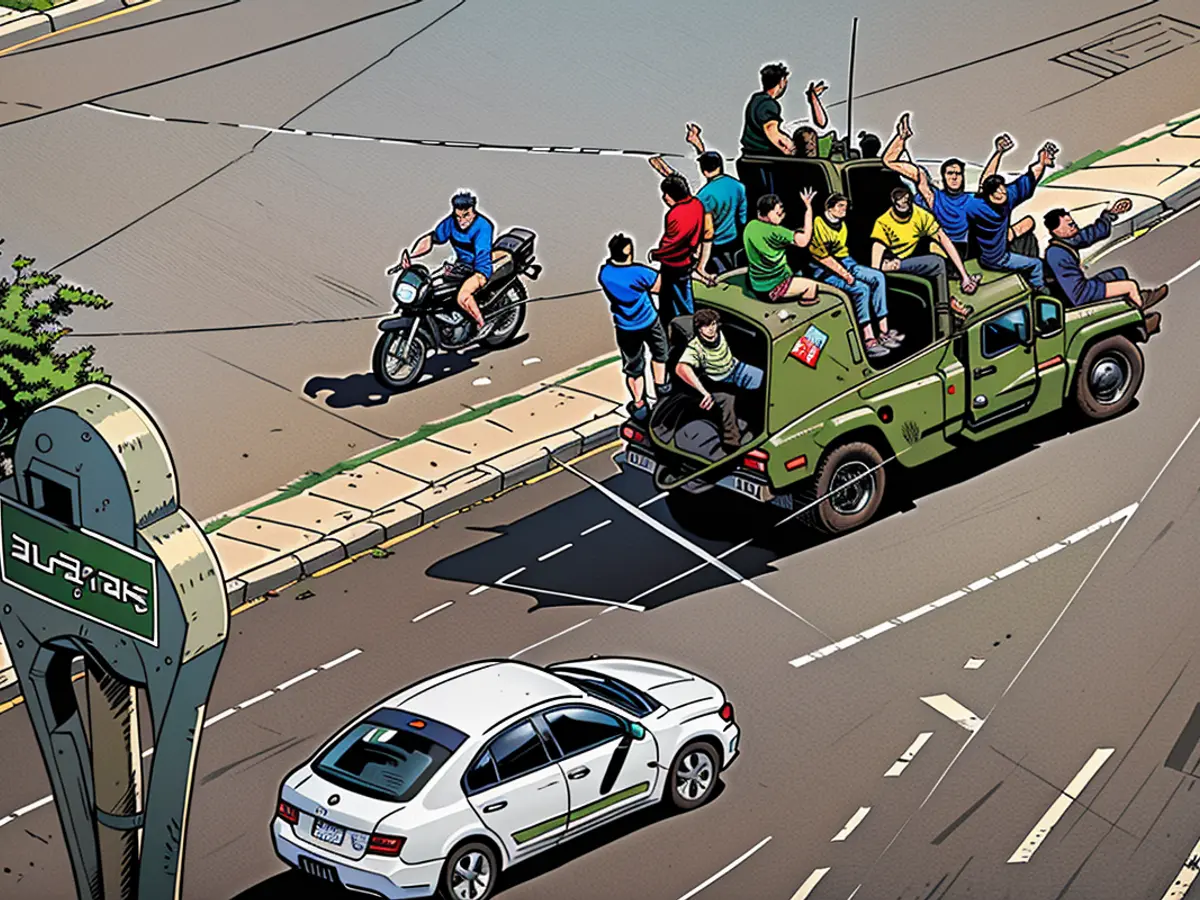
743;189;821;302
391;192;493;333
676;308;763;453
599;234;672;424
650;174;714;330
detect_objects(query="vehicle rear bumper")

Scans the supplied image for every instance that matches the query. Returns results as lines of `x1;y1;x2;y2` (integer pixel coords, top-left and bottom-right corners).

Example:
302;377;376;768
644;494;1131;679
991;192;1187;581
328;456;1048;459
620;446;793;509
273;819;441;898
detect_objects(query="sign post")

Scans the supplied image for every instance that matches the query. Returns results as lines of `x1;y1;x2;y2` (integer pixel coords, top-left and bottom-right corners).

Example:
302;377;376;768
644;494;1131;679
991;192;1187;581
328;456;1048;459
0;385;228;899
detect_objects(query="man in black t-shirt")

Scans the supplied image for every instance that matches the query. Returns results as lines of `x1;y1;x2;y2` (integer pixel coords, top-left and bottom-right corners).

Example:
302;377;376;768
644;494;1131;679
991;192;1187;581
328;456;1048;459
740;62;794;158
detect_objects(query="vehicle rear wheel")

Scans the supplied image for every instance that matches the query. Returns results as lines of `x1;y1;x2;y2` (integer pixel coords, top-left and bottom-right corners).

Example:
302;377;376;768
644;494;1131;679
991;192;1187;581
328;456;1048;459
1074;335;1143;421
666;741;719;811
482;281;527;348
439;840;499;900
372;329;428;391
809;441;886;534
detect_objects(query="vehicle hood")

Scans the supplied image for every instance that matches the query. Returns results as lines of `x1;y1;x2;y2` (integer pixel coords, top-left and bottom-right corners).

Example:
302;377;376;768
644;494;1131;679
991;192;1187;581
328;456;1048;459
566;658;723;712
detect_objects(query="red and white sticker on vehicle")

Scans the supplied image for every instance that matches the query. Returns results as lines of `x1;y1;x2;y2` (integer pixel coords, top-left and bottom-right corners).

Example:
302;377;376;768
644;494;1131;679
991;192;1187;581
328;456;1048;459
790;325;828;368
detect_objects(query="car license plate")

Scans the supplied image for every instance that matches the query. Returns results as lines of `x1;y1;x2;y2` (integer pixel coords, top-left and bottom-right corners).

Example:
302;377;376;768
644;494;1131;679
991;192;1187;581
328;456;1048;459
312;819;346;846
626;450;656;474
731;476;765;500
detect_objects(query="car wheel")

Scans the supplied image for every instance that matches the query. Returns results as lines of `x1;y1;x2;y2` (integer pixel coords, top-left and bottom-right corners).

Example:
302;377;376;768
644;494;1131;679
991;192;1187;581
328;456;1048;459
1074;335;1143;421
666;741;719;811
810;441;886;534
439;840;499;900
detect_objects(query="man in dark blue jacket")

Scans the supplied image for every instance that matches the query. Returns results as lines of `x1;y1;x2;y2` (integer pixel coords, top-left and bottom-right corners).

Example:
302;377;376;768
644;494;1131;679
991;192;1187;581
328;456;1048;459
1043;199;1168;309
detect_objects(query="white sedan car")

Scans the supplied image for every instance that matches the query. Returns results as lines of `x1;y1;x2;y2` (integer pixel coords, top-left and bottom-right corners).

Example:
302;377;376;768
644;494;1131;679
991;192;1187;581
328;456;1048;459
272;656;740;900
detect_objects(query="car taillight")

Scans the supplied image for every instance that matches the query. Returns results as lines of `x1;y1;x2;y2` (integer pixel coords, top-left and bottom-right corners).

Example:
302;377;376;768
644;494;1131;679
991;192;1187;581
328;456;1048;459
277;800;299;824
367;834;405;856
622;424;646;444
742;449;768;473
720;702;734;722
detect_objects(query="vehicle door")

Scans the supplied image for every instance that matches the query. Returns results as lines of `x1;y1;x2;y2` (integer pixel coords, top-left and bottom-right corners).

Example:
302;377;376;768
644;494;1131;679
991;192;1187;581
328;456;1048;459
464;719;569;860
965;300;1038;427
1033;296;1067;375
538;705;660;835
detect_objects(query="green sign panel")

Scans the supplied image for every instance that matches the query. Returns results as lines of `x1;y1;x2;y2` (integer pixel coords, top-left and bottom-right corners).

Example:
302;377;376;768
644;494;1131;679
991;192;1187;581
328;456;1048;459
0;496;158;645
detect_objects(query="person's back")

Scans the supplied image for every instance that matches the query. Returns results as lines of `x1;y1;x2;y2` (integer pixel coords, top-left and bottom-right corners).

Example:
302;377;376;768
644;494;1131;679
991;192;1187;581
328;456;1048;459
598;260;658;331
697;175;747;247
741;91;783;156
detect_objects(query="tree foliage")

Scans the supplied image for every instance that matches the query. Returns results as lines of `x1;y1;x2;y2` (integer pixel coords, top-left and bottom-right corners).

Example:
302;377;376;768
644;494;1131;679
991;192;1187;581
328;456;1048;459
0;255;111;446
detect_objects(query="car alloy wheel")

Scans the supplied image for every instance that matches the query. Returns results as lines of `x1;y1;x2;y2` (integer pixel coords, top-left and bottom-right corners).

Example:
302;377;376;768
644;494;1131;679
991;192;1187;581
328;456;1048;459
451;851;492;900
668;741;719;810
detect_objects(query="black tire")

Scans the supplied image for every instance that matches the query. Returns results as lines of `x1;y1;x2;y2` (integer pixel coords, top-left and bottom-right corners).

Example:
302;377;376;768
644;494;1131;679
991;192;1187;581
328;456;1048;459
1073;335;1143;421
372;329;428;391
665;741;720;811
809;441;886;534
438;840;500;900
482;281;527;348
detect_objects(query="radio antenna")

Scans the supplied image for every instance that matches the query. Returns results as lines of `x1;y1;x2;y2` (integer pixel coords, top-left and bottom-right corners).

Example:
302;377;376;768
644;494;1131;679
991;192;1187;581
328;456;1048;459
847;16;859;152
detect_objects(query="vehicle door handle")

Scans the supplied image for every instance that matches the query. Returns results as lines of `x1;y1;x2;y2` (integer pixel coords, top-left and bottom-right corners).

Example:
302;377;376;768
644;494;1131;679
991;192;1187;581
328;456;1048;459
537;780;560;790
567;767;590;780
482;801;507;813
973;365;996;378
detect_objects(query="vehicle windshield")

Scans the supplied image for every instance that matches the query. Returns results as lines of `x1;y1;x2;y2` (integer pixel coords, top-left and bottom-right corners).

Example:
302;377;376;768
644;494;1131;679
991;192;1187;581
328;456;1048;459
313;710;466;803
553;669;661;717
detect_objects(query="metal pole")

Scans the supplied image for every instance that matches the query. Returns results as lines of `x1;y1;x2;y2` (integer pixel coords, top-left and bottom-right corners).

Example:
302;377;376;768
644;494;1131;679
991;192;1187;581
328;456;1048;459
847;17;859;149
87;661;143;900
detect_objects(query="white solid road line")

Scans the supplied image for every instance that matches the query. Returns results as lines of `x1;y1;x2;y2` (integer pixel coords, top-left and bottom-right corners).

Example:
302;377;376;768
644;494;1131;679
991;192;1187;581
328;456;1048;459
496;566;527;585
1008;747;1115;864
1168;255;1200;286
412;601;454;623
1160;834;1200;899
885;732;934;777
922;695;984;732
468;585;489;596
580;519;611;536
789;505;1136;668
638;492;668;508
676;835;772;900
0;649;363;831
832;807;871;842
509;619;594;660
537;543;573;561
790;868;831;899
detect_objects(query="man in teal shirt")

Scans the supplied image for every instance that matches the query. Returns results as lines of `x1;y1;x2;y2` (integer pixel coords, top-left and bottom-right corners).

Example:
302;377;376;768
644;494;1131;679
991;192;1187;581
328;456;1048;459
742;189;820;302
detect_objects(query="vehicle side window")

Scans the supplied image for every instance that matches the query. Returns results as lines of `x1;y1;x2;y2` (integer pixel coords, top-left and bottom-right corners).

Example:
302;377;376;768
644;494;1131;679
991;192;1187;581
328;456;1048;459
1036;298;1063;336
544;707;626;757
464;750;499;794
982;306;1030;358
489;721;552;782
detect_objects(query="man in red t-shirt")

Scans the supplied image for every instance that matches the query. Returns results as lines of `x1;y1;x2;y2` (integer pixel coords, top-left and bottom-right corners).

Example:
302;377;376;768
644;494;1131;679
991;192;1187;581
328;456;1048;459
649;174;713;329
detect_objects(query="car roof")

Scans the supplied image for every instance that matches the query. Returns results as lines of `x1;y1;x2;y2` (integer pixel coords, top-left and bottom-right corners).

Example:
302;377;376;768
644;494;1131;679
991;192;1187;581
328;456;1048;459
385;660;584;738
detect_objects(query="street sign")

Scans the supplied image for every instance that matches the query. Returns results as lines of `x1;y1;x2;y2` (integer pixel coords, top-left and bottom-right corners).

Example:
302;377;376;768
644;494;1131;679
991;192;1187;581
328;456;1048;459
0;496;158;645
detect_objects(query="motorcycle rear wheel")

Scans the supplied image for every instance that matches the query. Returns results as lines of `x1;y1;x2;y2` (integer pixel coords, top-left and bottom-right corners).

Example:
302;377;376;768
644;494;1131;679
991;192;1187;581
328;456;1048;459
372;329;428;391
482;282;527;348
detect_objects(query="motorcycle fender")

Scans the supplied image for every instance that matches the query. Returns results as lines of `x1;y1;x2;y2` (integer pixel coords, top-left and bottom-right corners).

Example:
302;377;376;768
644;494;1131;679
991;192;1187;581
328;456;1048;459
378;314;417;333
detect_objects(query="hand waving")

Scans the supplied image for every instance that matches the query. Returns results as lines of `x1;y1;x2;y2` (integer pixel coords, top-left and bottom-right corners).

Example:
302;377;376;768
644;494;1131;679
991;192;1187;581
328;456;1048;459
1109;197;1133;216
799;187;818;207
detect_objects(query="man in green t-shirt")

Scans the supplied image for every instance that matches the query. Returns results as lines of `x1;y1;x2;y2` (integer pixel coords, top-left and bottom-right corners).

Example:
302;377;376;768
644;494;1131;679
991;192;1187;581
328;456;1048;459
742;189;821;302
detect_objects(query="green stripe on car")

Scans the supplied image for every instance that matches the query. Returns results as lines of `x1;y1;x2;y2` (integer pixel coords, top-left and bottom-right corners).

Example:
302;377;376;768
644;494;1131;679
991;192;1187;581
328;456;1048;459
511;782;651;844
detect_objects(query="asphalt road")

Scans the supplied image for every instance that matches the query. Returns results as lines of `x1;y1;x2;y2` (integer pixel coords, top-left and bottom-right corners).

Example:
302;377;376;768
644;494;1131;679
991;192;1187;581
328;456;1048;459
0;206;1199;898
0;0;1198;518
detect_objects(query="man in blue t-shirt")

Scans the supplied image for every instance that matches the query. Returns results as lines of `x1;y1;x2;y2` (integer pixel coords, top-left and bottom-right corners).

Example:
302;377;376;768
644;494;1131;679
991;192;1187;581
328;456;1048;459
391;192;495;332
598;233;672;422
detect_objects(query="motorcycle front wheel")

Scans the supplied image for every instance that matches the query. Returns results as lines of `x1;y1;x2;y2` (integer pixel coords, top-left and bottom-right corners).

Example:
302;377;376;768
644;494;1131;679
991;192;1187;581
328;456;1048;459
372;329;428;391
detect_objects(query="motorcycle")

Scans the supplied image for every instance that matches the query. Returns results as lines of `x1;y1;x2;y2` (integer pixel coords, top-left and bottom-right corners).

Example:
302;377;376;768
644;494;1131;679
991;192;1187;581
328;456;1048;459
372;227;542;391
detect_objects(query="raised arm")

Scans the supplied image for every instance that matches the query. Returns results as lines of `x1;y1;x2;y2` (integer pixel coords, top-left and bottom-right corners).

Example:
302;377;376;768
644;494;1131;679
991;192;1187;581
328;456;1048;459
1029;141;1058;184
793;188;816;247
648;156;677;178
882;113;921;182
979;133;1014;187
806;81;829;130
686;122;706;155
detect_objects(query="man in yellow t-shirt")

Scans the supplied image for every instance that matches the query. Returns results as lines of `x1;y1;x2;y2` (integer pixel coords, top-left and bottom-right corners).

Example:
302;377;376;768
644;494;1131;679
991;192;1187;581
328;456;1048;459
870;185;979;321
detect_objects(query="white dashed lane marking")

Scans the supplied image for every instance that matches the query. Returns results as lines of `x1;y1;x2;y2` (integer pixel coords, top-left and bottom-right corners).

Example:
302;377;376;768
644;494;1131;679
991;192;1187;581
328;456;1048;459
831;807;871;842
1008;747;1115;864
885;732;934;777
922;695;984;732
412;601;454;623
538;543;573;561
789;868;831;899
1160;832;1200;899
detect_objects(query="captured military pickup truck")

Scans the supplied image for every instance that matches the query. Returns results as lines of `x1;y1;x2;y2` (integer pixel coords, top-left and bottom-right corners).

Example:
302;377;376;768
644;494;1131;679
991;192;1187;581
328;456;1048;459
620;153;1157;535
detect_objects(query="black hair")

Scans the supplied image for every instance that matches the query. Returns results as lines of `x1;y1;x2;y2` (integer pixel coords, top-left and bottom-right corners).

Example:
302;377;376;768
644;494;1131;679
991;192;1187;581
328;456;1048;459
698;151;723;174
858;131;882;158
793;126;819;158
756;193;782;217
607;233;633;261
451;191;476;210
940;158;966;181
825;192;849;211
693;308;721;329
1044;208;1070;231
661;174;692;201
760;62;789;91
890;186;913;204
978;174;1006;199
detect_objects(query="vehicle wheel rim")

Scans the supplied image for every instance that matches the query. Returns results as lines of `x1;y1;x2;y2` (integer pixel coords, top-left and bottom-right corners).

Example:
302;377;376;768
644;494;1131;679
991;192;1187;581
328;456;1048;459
1089;353;1129;405
828;460;873;516
451;851;491;900
384;334;423;382
676;751;714;801
489;288;521;340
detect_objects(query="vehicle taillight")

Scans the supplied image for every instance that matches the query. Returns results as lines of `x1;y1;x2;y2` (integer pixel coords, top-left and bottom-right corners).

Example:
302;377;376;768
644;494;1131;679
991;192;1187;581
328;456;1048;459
720;702;734;722
622;424;646;444
742;449;768;473
277;800;299;824
367;834;405;856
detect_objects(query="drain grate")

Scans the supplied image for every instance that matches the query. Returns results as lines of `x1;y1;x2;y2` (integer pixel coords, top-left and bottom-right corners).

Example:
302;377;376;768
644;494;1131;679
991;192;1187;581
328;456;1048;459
1053;14;1200;78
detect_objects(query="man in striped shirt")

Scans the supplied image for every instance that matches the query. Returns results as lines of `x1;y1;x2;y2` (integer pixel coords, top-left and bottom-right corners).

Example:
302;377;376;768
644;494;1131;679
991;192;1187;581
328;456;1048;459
675;308;763;451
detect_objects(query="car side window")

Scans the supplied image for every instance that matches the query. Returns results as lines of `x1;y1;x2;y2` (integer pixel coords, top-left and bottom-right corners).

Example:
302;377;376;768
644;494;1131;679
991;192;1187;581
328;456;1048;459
489;721;552;783
1036;298;1063;336
464;750;499;794
982;306;1030;358
544;707;626;757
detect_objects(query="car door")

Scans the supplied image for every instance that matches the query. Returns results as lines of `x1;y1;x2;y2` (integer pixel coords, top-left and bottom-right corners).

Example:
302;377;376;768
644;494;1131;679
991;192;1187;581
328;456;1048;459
539;705;660;836
464;719;569;861
965;301;1038;428
1033;296;1067;375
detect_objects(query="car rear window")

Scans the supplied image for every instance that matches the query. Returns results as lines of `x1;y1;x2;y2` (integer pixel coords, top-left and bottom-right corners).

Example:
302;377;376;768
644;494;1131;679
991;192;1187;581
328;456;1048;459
314;710;467;803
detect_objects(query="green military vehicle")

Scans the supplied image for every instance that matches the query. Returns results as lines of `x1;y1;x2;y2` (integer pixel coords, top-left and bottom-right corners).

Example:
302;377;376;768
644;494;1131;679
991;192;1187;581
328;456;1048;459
621;153;1156;534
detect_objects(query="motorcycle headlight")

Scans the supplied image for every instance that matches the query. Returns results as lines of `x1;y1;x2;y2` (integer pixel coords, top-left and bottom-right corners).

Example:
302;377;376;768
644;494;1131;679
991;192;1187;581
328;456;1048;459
393;282;418;305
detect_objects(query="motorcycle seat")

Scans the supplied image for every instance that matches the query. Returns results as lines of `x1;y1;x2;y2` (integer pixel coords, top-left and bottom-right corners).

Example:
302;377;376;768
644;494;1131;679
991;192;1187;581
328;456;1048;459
488;250;515;284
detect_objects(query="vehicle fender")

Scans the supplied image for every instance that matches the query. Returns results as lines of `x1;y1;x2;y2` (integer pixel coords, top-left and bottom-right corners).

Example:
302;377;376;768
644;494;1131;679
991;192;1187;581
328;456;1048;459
383;798;511;868
378;314;419;333
1064;307;1145;389
670;726;733;769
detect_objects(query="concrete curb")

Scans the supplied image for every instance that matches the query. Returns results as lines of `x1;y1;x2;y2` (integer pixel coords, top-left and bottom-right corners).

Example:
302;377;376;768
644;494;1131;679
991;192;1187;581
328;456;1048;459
0;0;150;51
0;9;50;46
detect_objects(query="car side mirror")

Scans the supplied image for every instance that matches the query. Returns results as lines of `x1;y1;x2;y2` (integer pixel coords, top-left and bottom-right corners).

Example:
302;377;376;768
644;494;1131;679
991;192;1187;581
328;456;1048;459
628;722;646;740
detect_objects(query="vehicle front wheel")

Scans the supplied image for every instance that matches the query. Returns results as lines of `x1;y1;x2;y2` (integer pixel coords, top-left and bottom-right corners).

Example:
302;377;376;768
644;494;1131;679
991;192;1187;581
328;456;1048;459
808;441;886;534
439;840;499;900
372;329;428;391
1074;335;1143;421
666;741;720;811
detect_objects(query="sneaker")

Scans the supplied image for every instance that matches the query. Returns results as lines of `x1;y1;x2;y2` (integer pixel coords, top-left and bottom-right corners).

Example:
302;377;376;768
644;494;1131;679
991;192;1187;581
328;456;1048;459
865;339;890;359
1144;310;1162;336
655;381;673;397
1141;284;1169;309
627;401;650;422
884;329;905;343
879;331;902;349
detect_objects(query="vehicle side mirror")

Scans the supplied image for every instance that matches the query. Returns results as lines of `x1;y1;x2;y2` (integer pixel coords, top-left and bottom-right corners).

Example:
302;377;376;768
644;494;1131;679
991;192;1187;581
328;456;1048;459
628;722;646;740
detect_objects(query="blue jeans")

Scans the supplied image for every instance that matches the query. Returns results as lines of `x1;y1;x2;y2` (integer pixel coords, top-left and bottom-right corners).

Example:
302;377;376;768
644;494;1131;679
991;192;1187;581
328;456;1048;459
818;257;888;324
720;361;763;391
983;252;1046;291
659;265;695;326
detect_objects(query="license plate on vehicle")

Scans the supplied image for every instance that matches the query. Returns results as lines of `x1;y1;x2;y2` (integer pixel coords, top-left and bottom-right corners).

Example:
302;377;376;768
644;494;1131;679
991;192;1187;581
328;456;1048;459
312;819;346;846
731;476;765;500
626;450;656;474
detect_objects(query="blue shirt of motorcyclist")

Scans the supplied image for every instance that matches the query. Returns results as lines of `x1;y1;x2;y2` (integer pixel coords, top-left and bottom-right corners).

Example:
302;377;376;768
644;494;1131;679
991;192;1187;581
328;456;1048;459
433;212;495;278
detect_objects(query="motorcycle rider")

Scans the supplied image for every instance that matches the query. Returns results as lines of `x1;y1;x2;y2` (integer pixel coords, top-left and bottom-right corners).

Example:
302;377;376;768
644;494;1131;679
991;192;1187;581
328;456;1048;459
390;192;494;334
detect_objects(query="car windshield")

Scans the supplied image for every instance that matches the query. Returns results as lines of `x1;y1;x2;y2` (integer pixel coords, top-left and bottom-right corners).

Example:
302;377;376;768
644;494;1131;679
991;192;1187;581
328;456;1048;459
313;710;466;803
553;669;660;717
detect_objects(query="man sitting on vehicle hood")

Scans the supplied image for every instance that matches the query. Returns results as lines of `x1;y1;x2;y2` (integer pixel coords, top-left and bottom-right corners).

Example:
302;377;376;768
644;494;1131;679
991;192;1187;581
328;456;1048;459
675;308;762;453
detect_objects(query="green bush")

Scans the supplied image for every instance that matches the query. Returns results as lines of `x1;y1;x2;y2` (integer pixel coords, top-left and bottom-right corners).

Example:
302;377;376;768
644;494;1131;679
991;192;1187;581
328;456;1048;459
0;254;111;449
0;1;58;12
